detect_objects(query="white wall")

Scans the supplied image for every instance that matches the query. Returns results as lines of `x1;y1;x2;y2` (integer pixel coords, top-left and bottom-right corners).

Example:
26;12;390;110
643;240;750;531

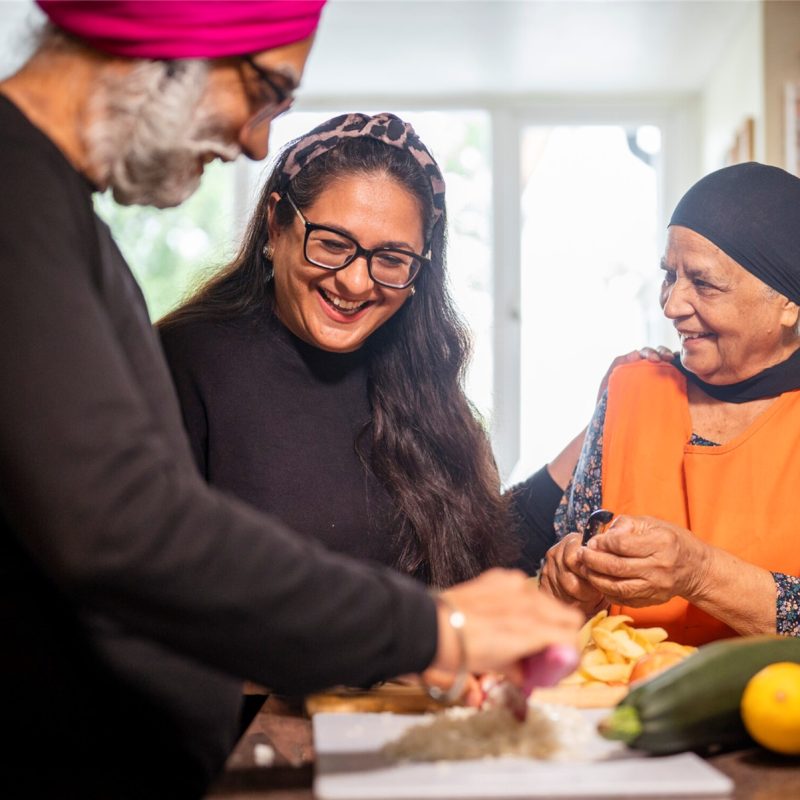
0;1;42;79
763;0;800;168
700;1;764;172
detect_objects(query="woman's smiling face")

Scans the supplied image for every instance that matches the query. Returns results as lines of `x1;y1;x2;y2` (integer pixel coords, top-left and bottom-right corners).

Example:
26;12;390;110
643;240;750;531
660;225;800;384
268;173;424;353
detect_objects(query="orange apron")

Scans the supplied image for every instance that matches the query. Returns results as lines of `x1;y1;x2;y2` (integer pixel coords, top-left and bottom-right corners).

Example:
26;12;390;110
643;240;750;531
602;361;800;645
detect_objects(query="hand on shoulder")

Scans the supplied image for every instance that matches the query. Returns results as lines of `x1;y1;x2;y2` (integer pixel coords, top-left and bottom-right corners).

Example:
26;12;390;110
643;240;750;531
597;346;674;402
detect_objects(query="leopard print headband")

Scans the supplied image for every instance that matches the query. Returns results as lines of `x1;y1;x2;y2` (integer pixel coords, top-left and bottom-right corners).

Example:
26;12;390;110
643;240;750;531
279;113;446;225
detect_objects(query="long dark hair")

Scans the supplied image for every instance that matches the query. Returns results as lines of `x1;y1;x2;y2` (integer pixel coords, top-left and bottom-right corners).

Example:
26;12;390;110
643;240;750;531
159;132;519;587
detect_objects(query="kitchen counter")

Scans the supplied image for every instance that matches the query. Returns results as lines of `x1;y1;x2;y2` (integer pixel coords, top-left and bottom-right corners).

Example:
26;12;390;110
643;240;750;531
205;696;800;800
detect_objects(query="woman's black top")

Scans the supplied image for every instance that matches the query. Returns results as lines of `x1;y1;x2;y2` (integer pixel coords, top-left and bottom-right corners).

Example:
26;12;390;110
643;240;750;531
159;309;561;574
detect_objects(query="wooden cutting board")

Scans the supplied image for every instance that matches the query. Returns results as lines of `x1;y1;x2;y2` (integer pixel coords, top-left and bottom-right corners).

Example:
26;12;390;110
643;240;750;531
306;683;442;715
306;682;627;715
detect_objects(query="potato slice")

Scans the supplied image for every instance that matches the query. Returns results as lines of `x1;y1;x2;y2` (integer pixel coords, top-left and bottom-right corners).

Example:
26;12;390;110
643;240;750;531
610;629;646;660
635;626;669;644
590;627;622;654
605;650;627;665
594;614;634;632
629;629;657;654
578;609;608;651
581;646;610;668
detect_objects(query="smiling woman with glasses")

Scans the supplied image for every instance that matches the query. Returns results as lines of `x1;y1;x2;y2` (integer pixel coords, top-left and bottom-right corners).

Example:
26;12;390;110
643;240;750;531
158;113;561;591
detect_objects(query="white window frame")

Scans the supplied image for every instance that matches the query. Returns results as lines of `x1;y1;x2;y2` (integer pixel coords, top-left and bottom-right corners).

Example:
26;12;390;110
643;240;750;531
490;96;700;477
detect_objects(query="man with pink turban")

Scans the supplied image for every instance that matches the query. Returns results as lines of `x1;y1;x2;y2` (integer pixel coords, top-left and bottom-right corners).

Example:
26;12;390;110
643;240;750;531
0;3;580;798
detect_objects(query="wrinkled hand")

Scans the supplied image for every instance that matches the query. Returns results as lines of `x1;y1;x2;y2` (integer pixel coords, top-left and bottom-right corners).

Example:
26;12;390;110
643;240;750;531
430;568;582;687
539;533;606;616
576;515;710;607
597;346;674;402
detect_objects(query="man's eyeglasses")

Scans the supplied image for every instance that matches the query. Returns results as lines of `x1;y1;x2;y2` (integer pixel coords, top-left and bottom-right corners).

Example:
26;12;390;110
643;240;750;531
283;193;428;290
240;56;295;127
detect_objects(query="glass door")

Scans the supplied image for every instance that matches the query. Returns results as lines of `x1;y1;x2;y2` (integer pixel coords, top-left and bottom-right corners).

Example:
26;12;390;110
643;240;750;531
514;124;662;480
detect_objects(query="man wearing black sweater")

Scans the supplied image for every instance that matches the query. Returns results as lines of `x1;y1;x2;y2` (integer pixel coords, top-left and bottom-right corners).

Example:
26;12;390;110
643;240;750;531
0;3;579;797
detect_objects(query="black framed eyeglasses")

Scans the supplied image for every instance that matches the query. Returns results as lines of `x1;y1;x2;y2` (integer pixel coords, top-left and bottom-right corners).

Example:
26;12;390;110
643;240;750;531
240;56;295;127
283;193;428;289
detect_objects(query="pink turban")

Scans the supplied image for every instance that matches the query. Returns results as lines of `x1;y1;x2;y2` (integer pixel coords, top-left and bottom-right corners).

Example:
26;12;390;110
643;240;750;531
35;1;326;59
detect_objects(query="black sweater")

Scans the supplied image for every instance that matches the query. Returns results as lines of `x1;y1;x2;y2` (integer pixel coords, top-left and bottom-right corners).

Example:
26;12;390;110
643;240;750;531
0;94;438;797
159;309;562;575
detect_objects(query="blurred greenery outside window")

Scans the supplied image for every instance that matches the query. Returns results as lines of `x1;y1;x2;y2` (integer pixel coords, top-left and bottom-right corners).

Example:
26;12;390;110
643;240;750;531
95;110;494;420
94;160;238;322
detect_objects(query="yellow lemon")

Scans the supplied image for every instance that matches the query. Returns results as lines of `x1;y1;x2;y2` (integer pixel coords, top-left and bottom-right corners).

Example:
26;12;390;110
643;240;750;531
740;662;800;755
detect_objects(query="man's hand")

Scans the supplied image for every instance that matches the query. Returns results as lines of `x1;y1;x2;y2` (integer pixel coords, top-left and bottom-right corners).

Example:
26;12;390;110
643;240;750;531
430;568;582;687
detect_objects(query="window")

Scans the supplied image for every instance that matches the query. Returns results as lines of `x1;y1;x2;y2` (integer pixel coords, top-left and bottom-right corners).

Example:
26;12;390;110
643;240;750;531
98;109;670;485
514;124;662;480
95;161;238;321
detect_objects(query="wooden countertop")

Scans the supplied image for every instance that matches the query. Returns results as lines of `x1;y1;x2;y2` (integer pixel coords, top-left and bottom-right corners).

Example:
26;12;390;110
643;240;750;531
206;695;800;800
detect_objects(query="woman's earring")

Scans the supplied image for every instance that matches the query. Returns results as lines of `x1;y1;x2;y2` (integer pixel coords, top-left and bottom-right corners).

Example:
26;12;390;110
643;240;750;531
262;243;275;281
409;286;416;296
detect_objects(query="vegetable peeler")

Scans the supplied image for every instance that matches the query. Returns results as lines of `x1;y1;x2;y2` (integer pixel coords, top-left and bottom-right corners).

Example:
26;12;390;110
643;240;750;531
582;508;614;546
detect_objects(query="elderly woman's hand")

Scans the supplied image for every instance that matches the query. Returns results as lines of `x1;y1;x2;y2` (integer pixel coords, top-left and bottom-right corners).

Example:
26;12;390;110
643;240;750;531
597;346;674;402
576;515;711;607
539;533;607;616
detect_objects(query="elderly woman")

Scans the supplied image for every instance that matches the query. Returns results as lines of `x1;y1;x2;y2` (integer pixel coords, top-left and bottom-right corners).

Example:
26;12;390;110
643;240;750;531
159;112;574;588
540;163;800;645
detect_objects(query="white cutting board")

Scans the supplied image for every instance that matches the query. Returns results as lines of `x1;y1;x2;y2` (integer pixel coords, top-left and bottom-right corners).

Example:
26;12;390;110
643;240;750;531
313;711;734;799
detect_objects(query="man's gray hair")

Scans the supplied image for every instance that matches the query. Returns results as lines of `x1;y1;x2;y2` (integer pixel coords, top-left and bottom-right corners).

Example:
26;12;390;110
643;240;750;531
84;59;220;207
37;24;240;208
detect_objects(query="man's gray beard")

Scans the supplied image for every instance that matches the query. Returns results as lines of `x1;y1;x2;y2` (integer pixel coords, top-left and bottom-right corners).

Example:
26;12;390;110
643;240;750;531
84;60;241;208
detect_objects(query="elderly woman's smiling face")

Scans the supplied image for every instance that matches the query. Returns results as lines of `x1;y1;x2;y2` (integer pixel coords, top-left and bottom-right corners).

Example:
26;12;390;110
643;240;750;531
660;226;800;384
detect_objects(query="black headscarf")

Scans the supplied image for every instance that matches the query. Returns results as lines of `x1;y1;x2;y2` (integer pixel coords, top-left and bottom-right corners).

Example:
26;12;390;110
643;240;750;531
670;162;800;303
669;162;800;402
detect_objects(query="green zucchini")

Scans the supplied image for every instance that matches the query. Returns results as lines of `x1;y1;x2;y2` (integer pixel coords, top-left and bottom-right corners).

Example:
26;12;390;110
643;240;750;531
599;635;800;755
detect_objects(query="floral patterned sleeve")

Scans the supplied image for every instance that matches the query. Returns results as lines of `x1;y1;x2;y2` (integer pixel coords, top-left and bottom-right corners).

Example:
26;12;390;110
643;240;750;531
553;392;607;541
774;573;800;636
